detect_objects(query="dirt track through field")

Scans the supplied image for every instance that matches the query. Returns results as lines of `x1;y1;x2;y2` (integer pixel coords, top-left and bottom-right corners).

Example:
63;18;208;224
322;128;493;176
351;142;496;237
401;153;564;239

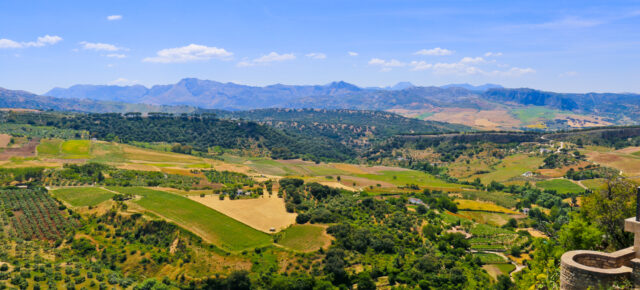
189;194;296;233
0;138;39;160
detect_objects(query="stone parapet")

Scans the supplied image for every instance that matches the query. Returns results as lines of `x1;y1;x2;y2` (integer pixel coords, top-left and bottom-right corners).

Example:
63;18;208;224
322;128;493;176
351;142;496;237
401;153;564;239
560;247;635;289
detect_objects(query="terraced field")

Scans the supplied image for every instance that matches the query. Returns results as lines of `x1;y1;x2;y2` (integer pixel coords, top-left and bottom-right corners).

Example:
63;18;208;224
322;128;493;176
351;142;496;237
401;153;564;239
276;224;331;252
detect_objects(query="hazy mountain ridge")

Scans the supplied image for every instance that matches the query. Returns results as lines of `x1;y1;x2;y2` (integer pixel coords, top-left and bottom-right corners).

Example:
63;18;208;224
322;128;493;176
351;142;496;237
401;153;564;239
33;78;640;122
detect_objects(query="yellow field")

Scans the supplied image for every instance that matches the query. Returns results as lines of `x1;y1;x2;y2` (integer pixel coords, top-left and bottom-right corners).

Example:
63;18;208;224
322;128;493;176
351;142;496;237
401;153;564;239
466;154;544;184
187;194;297;233
455;199;518;214
0;134;11;148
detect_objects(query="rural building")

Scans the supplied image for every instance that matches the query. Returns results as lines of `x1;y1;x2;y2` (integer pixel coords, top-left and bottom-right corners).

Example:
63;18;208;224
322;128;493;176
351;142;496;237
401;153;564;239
522;171;534;177
521;208;530;215
408;197;426;206
560;190;640;289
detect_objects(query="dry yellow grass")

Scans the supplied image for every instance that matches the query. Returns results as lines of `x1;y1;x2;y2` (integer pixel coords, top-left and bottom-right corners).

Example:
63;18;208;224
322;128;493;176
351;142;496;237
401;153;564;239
317;181;356;191
188;194;297;233
584;149;640;176
330;163;368;174
0;134;11;148
454;199;518;214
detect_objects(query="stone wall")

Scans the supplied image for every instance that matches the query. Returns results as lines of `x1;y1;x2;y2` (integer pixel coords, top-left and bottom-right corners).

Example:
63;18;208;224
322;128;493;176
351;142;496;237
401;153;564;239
560;247;635;289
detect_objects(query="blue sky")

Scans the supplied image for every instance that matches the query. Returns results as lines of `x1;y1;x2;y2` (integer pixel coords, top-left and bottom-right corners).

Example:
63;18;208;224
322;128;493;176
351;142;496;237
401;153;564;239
1;0;639;94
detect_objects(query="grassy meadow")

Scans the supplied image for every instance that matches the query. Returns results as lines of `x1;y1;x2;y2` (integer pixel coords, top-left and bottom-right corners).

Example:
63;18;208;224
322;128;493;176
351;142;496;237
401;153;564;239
51;187;115;207
276;224;330;252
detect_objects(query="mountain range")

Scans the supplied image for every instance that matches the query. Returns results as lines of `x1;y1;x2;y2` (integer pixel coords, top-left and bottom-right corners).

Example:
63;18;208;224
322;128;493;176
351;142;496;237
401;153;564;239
43;78;640;120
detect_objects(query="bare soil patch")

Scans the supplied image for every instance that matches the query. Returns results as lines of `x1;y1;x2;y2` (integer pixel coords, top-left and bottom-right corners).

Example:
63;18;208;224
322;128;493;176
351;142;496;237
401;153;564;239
188;194;297;233
0;134;11;148
0;138;39;160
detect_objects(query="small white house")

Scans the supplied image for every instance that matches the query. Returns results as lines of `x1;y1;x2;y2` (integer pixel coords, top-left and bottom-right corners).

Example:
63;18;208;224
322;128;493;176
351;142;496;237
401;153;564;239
408;197;426;206
522;208;530;215
522;171;534;177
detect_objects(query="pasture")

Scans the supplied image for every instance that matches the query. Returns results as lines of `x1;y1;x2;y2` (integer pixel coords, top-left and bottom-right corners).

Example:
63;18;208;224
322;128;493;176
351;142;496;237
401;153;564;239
457;211;519;227
536;179;585;194
108;187;272;251
276;224;331;252
36;139;63;156
51;187;115;207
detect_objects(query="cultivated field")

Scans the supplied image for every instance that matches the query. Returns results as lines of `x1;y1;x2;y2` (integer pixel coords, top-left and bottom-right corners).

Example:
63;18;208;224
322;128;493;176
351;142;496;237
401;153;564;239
454;199;518;214
583;147;640;177
536;179;585;194
466;154;544;184
51;187;115;207
109;187;272;251
188;194;297;233
276;224;332;252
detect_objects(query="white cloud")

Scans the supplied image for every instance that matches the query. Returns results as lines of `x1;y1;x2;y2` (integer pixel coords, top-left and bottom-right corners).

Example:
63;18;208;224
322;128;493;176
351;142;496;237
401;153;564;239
80;41;124;52
106;53;126;59
107;15;122;21
237;52;295;67
109;78;139;85
409;61;432;71
0;39;21;49
348;51;358;56
368;58;406;71
0;35;62;49
144;44;233;63
408;56;534;77
414;47;454;56
484;52;503;57
460;56;486;64
306;52;326;59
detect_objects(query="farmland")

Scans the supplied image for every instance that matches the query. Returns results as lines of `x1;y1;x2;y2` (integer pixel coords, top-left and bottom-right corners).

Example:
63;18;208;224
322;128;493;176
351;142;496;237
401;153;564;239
108;186;272;251
276;224;331;252
188;194;296;233
0;188;77;240
51;187;115;207
535;179;585;194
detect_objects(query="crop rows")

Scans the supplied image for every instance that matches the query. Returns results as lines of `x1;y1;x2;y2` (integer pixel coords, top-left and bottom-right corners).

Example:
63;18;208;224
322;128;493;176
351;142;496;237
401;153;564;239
0;188;76;240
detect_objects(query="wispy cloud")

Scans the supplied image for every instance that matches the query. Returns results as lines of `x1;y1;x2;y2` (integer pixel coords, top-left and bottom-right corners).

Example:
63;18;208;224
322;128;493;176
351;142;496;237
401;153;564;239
368;58;406;71
109;78;139;85
0;35;62;49
80;41;126;52
106;53;126;59
305;52;326;59
237;52;295;67
414;47;454;56
144;44;233;63
407;56;534;77
484;52;503;57
348;51;358;56
107;15;122;21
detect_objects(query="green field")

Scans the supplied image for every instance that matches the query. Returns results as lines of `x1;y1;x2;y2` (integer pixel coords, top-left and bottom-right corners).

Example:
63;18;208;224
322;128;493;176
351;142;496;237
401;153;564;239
495;263;516;274
511;107;562;124
90;142;125;163
536;179;585;194
51;187;115;207
36;139;63;156
473;252;507;264
356;170;466;190
108;186;272;251
61;140;92;159
467;154;544;184
580;178;606;190
276;224;328;252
